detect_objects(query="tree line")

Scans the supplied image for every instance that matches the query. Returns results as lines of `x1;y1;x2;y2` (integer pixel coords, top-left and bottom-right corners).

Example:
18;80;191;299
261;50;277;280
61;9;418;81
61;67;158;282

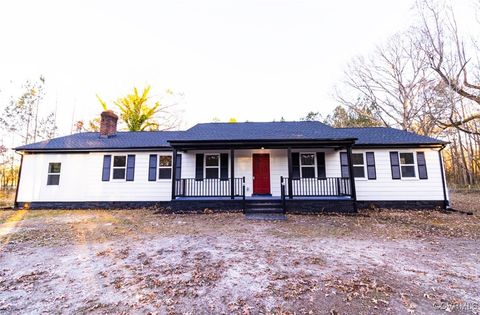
304;0;480;188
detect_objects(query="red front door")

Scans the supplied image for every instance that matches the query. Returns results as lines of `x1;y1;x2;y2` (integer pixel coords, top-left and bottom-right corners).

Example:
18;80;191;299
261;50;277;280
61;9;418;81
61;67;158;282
252;154;271;195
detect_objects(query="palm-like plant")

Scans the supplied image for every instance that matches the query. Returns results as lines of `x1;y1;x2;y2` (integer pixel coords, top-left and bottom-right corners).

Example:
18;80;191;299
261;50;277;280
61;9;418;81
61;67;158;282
98;86;161;131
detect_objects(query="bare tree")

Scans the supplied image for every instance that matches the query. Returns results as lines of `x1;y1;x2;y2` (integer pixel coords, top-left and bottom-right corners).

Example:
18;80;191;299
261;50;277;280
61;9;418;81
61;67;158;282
334;0;480;187
417;0;480;133
336;31;444;135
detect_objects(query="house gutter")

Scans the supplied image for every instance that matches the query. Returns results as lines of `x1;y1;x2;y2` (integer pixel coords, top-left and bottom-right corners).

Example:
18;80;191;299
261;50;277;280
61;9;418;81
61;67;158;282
438;145;450;210
14;147;174;154
352;143;446;149
13;152;24;209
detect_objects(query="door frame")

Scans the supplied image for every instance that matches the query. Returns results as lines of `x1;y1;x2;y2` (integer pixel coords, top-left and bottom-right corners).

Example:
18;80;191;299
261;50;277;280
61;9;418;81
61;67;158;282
252;153;271;195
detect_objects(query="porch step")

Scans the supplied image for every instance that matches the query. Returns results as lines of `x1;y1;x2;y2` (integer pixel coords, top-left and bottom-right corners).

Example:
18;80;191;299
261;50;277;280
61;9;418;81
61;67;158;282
245;213;287;221
244;199;284;215
245;207;284;214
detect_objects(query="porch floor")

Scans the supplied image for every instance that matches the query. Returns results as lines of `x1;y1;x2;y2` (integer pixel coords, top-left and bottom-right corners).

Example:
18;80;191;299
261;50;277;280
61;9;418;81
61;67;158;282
174;196;353;201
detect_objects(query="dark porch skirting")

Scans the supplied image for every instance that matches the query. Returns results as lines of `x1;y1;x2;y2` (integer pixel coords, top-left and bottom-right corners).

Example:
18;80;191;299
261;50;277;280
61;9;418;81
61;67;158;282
171;199;244;212
285;199;355;213
172;198;354;213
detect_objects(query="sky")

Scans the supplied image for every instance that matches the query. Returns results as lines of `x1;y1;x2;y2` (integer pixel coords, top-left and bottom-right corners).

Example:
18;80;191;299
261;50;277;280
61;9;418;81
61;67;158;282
0;0;454;141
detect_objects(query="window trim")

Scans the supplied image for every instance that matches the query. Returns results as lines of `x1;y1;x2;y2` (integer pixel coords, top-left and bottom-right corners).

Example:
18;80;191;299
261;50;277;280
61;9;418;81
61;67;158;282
111;155;127;180
158;154;173;180
299;152;317;178
398;151;417;179
204;153;220;179
352;152;367;180
47;162;61;186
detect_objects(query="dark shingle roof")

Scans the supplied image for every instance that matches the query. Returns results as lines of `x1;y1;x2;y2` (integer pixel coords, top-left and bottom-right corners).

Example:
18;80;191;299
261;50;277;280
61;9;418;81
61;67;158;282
339;127;446;145
14;131;185;151
15;122;445;152
170;121;347;141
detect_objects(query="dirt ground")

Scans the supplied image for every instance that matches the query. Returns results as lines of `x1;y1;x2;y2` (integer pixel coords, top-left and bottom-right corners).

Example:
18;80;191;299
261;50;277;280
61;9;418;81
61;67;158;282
0;193;479;314
0;190;14;208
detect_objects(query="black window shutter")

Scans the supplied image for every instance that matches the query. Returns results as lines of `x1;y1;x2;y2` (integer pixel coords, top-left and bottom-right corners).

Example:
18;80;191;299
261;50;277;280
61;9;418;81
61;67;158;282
220;153;229;180
102;155;111;181
175;154;182;180
292;153;300;179
417;152;428;179
340;152;349;177
148;155;157;181
316;152;326;178
390;152;401;179
366;152;376;180
195;154;204;180
126;155;135;181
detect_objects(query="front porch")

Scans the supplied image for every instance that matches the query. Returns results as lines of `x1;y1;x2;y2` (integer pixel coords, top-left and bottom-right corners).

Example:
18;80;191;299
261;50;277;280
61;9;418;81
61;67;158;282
173;176;352;200
168;138;359;213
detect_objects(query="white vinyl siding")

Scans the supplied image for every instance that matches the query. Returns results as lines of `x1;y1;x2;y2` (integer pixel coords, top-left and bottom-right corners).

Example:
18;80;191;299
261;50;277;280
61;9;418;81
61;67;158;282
17;148;446;203
17;152;173;202
352;149;445;201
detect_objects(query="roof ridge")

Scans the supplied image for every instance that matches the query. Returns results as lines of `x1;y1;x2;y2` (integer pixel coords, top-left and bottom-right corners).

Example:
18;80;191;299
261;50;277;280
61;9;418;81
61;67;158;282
112;130;186;133
334;126;389;129
193;121;327;125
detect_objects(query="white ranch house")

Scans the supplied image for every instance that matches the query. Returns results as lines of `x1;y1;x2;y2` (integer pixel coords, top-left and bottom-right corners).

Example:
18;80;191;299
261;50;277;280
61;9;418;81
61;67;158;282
14;111;449;214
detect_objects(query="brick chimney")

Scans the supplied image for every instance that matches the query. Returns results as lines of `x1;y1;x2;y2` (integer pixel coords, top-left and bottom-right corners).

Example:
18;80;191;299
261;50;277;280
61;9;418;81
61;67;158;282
99;110;118;138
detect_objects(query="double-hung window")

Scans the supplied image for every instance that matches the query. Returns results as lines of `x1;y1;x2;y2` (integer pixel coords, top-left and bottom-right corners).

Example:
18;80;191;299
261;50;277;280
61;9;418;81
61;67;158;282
205;154;220;179
399;152;416;178
112;155;127;180
158;155;172;179
352;153;366;178
47;163;61;185
300;153;316;178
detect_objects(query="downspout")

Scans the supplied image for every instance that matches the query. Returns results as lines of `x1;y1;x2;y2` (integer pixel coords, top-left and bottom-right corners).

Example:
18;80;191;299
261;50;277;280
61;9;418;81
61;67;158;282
438;145;450;210
14;151;24;209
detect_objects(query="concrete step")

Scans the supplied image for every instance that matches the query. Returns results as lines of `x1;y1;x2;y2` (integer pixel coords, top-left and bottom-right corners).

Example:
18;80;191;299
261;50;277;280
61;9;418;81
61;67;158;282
245;207;284;214
245;213;287;221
